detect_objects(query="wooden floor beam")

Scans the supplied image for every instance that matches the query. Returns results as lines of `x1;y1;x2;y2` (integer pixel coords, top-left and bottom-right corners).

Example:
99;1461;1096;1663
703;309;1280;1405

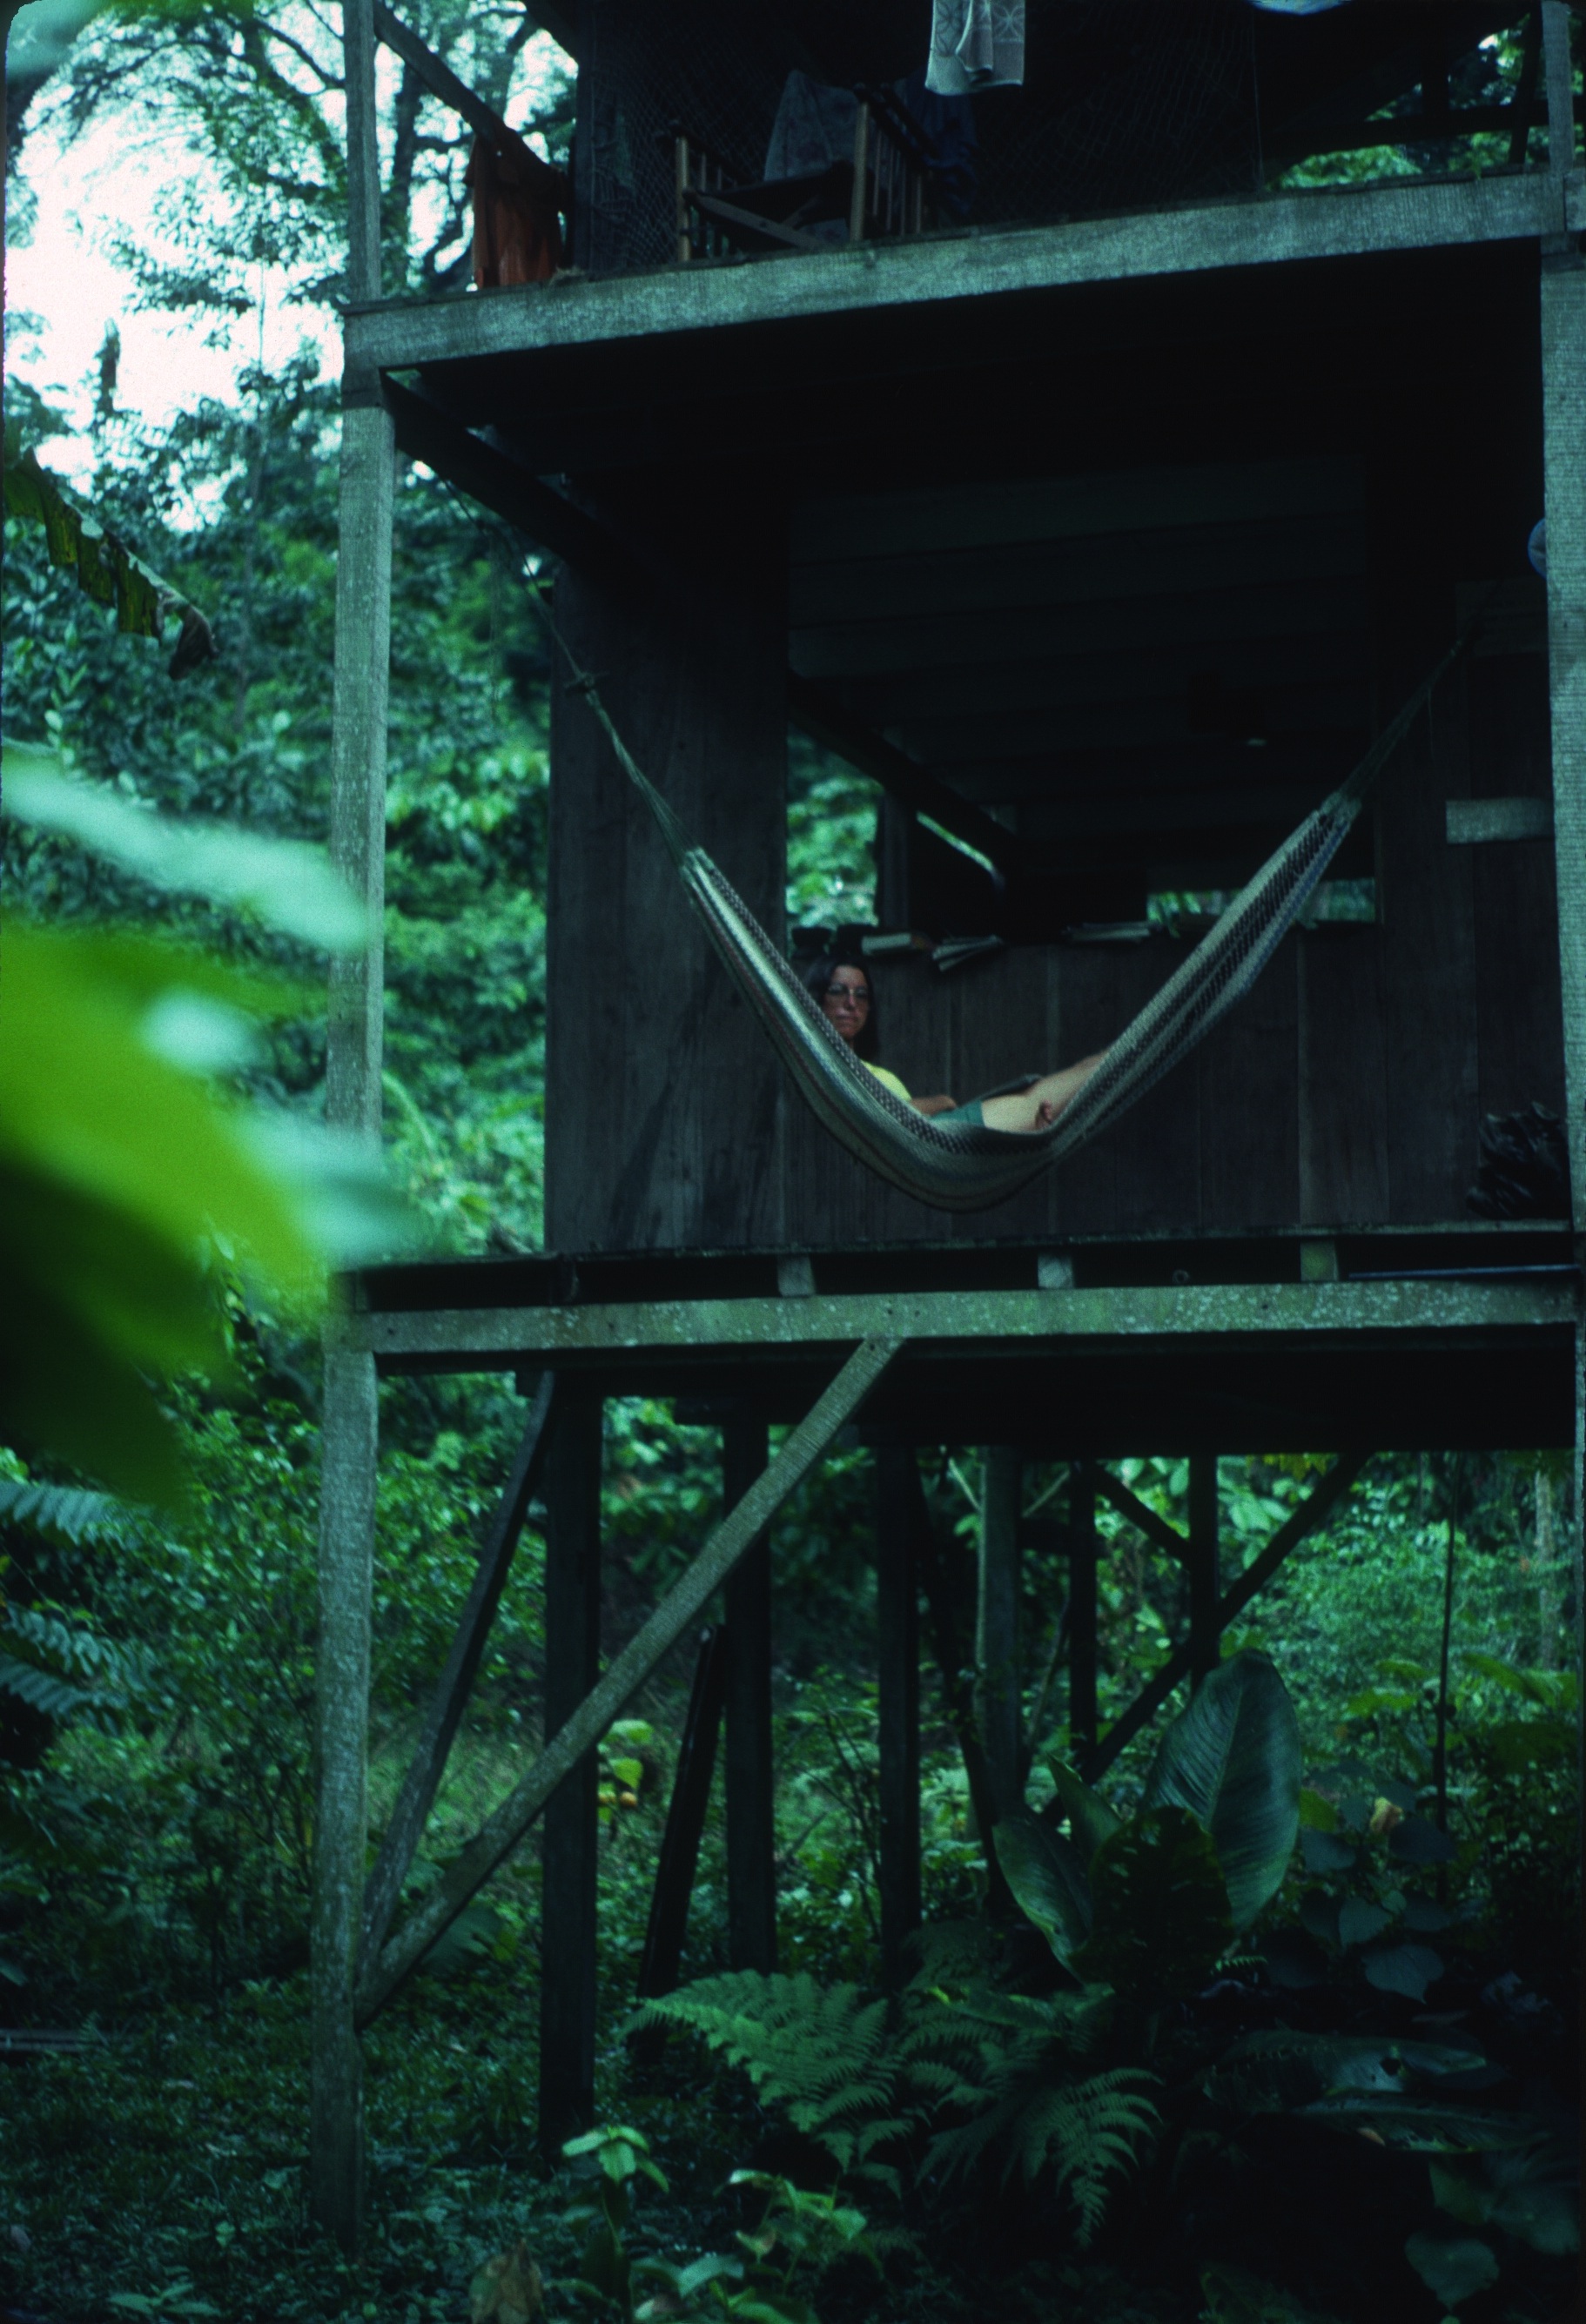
345;176;1574;379
351;1277;1576;1371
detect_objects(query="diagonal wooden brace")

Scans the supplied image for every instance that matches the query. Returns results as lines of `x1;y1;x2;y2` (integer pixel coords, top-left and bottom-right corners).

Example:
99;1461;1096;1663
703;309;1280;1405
357;1373;558;1981
356;1336;901;2024
1086;1449;1372;1779
1088;1462;1190;1565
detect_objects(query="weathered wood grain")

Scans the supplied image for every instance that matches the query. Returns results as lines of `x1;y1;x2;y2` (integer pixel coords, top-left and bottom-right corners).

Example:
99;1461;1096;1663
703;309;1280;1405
539;1397;602;2157
547;474;787;1252
1298;926;1390;1226
1200;936;1299;1233
1377;638;1482;1219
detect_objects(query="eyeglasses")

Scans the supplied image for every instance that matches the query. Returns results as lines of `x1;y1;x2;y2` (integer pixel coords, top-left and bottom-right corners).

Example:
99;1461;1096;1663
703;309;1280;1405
823;983;871;1006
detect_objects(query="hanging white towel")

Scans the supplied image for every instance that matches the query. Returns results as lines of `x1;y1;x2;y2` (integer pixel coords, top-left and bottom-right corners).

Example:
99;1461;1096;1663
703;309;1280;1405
924;0;1025;97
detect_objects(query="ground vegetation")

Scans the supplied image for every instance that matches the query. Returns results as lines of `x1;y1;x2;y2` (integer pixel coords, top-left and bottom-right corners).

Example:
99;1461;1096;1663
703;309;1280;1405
0;13;1578;2321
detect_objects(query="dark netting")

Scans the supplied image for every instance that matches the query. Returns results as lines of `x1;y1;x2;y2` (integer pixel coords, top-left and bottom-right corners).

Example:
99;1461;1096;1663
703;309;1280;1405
971;1;1261;225
579;0;792;273
577;0;1266;279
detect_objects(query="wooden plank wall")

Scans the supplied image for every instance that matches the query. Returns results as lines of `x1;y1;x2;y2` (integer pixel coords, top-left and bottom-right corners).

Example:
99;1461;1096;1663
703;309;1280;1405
546;477;788;1253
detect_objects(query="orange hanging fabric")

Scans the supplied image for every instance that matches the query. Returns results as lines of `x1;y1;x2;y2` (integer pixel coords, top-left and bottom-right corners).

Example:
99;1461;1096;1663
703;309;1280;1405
467;135;567;287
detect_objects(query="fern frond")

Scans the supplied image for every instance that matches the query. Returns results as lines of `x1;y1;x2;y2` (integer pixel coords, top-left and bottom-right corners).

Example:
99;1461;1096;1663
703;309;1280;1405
921;2087;1030;2185
628;1973;901;2159
1018;2069;1161;2246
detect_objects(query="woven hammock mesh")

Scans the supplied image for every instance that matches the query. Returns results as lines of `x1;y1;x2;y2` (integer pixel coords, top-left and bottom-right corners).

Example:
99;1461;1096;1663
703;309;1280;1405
579;0;1262;277
676;789;1355;1214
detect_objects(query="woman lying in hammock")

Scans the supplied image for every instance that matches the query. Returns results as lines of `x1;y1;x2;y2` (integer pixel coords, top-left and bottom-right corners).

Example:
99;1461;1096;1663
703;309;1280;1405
804;954;1105;1134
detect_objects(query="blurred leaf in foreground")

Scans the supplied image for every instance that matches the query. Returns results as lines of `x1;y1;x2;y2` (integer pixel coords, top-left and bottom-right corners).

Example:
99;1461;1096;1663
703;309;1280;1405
5;749;364;949
1;749;405;1503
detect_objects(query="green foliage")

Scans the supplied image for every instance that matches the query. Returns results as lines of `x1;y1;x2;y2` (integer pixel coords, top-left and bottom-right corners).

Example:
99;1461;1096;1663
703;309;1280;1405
989;1805;1092;1967
0;1474;130;1545
924;2046;1159;2242
1075;1808;1233;2005
628;1972;905;2180
9;750;361;947
1045;1759;1120;1868
559;2123;669;2319
1201;2028;1577;2311
0;910;325;1501
543;2122;874;2324
630;1962;1159;2248
784;737;878;931
997;1653;1298;2008
4;440;167;645
1199;2267;1341;2324
1141;1652;1301;1931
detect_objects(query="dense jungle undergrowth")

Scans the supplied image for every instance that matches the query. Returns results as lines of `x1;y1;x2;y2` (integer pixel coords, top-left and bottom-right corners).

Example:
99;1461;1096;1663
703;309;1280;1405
2;8;1581;2320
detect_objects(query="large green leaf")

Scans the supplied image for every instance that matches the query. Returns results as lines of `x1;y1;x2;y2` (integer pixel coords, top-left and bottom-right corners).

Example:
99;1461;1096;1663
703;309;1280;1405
1204;2032;1490;2118
1432;2141;1581;2255
1074;1806;1232;2003
1142;1650;1300;1929
1046;1758;1121;1867
1300;2097;1540;2153
1403;2228;1498;2307
5;750;361;950
991;1805;1092;1965
0;922;325;1500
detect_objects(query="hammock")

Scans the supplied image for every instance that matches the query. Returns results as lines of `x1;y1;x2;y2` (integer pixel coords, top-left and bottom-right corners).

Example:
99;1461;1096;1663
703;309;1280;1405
554;616;1469;1215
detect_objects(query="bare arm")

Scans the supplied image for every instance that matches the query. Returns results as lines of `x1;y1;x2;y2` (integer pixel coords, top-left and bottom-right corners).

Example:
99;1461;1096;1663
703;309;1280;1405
980;1053;1106;1134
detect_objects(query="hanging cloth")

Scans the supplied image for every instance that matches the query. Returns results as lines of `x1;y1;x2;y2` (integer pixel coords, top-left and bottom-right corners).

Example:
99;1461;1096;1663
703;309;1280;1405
925;0;1026;95
548;610;1472;1216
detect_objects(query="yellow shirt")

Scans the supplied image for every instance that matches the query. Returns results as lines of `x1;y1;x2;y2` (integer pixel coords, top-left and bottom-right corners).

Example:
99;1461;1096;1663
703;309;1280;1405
865;1063;912;1104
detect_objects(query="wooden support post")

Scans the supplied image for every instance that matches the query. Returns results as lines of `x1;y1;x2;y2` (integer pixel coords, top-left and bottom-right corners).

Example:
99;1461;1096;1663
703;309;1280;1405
1187;1454;1220;1690
310;0;391;2253
1538;138;1586;2133
540;1396;602;2162
635;1627;729;2008
876;1447;921;1989
360;1377;556;1975
1543;3;1577;178
976;1447;1022;1821
1542;208;1586;1212
1068;1468;1099;1775
358;1340;900;2023
723;1411;776;1973
310;1347;377;2253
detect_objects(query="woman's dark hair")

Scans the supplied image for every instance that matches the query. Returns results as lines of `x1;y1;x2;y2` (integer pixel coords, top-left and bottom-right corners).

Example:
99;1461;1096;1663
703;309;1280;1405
803;952;880;1062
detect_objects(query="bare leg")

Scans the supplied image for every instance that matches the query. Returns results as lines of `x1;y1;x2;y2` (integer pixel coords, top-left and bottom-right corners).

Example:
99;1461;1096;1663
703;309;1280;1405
980;1053;1105;1134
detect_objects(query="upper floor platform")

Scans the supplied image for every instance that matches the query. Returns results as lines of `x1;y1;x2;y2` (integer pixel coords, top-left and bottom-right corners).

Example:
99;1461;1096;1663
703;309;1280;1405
346;165;1584;386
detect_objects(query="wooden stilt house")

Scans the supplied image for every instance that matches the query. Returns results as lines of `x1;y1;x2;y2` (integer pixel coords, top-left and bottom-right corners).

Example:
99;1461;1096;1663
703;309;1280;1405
311;0;1586;2246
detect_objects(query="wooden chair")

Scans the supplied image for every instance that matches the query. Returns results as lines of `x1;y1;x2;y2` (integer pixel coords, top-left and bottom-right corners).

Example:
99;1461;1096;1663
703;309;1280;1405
669;87;939;264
